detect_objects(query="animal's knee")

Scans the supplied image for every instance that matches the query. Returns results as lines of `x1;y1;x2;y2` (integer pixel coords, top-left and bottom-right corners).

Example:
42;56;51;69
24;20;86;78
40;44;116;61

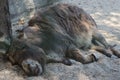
62;58;72;66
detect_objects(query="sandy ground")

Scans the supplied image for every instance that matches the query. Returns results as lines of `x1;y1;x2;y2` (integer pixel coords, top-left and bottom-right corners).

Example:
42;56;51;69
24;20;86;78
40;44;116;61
0;0;120;80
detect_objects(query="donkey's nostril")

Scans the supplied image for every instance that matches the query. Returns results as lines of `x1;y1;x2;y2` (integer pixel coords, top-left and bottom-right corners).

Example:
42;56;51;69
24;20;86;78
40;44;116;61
22;59;43;76
28;63;43;76
34;65;40;75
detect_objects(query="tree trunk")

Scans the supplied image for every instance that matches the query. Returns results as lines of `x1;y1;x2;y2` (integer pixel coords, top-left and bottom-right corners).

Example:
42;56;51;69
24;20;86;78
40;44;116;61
0;0;11;54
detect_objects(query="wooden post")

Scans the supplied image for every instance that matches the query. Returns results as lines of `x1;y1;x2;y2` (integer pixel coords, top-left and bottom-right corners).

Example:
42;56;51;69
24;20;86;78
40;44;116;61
0;0;12;54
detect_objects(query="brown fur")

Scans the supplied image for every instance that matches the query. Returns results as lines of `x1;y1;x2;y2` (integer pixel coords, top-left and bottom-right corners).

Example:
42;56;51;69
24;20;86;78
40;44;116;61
7;4;120;76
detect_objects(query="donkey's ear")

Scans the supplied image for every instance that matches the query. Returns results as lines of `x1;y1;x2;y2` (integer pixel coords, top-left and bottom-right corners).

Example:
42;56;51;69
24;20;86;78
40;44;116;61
28;15;42;26
28;17;36;26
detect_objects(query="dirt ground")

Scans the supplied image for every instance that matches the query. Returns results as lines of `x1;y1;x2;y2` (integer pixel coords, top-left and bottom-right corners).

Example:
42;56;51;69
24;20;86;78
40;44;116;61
0;0;120;80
